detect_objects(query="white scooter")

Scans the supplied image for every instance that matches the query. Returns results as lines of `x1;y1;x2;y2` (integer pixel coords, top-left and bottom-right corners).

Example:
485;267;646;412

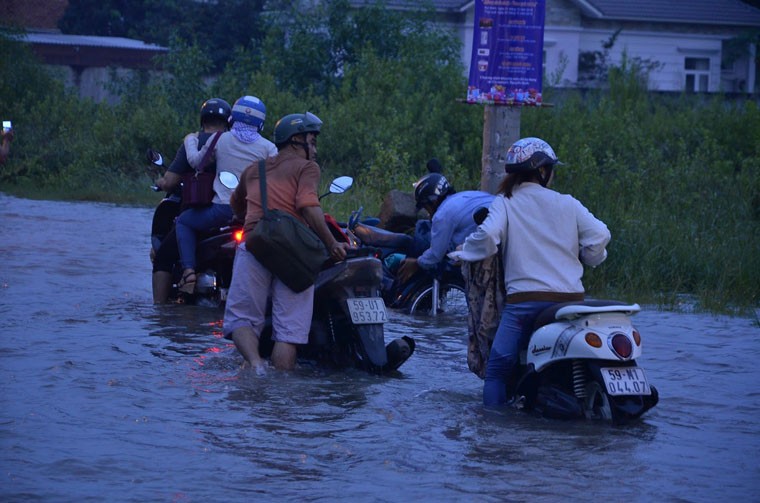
514;300;659;424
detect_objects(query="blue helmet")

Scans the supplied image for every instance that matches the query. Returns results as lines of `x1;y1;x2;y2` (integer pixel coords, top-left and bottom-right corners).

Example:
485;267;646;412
230;95;266;130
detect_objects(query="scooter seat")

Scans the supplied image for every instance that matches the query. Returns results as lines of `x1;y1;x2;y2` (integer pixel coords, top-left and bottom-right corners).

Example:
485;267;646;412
353;223;414;252
531;300;639;331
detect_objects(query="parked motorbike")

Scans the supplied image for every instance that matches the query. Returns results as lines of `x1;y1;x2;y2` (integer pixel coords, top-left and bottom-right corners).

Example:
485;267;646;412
514;300;659;424
345;207;468;317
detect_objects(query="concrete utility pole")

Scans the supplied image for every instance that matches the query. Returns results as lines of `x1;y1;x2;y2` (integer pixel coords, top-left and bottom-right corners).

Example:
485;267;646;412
480;105;521;195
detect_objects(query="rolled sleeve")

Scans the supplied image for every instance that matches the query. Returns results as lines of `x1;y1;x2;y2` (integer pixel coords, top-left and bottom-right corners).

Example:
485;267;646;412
576;201;610;267
295;161;321;210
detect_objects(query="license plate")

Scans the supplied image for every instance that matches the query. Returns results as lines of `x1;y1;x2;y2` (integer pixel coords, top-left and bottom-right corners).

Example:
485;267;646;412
346;297;388;324
601;367;652;396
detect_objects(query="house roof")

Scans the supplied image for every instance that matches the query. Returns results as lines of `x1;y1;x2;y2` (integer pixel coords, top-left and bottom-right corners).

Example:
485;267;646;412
572;0;760;27
19;32;167;52
15;31;167;69
350;0;760;26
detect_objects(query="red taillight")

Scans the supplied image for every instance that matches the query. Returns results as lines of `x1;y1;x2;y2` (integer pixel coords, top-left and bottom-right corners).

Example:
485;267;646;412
610;333;633;359
234;230;244;243
632;329;641;346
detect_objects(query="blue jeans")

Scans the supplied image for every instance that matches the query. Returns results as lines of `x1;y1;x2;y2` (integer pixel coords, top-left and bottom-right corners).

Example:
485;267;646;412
483;301;556;407
175;203;233;270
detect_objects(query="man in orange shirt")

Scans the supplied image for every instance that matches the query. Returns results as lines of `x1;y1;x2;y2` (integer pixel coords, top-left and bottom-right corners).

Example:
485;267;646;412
223;112;349;372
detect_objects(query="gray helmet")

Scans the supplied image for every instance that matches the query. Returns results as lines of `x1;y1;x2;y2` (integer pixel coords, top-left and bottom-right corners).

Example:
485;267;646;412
504;137;561;174
273;112;323;144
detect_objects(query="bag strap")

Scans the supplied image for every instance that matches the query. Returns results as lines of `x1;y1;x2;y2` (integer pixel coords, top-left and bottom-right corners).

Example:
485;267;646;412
257;159;269;217
196;131;223;173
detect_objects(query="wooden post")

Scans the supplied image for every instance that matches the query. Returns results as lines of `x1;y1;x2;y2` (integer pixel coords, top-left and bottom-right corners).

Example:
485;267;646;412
481;105;521;194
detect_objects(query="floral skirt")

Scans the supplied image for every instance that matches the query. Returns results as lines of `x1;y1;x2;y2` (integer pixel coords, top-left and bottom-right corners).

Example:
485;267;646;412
462;255;505;379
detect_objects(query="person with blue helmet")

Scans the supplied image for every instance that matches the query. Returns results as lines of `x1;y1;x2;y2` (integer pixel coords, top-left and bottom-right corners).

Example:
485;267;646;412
174;95;277;295
449;137;610;408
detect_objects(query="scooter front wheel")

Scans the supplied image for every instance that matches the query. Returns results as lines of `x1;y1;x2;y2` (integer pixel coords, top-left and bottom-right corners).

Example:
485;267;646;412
408;282;467;316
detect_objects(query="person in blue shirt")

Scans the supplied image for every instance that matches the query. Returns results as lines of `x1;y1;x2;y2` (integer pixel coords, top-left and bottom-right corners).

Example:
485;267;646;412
397;173;495;283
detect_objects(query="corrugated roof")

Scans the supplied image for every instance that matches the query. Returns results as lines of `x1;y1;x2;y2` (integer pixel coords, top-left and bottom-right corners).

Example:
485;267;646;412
19;32;167;52
352;0;760;26
575;0;760;27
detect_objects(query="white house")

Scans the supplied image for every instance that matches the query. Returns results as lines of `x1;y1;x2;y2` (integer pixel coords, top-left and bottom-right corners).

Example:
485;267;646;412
352;0;760;93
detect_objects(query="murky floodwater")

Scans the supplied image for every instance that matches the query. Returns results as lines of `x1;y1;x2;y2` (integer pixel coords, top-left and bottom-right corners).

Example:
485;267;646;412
1;193;759;502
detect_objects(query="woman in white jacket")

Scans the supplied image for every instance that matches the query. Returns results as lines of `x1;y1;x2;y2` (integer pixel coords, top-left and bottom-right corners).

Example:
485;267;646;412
449;137;611;408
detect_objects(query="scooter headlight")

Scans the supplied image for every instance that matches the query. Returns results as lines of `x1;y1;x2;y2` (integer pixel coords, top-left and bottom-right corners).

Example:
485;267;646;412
609;333;633;359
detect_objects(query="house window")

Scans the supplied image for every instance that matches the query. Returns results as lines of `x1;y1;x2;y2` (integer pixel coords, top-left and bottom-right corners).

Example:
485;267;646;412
685;57;710;92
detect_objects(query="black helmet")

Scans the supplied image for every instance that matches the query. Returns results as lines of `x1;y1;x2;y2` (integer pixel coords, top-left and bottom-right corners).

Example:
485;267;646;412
199;98;231;127
273;112;323;144
413;173;453;210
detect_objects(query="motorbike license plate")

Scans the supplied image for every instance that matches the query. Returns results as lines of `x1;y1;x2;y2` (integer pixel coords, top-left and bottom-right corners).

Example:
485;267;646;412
601;367;652;396
347;297;388;324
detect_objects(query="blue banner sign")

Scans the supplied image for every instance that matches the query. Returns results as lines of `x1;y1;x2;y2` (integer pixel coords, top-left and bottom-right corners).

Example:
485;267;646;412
467;0;545;105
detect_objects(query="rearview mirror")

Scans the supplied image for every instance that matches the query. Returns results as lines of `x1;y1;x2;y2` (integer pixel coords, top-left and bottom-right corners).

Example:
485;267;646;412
219;171;239;189
329;176;353;194
146;148;164;167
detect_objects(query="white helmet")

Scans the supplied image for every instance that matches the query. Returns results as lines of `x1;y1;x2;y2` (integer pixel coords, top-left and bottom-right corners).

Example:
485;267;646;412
504;137;561;173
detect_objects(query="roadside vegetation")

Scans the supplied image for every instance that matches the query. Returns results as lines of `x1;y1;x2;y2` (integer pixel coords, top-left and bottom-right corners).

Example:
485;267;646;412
1;1;758;313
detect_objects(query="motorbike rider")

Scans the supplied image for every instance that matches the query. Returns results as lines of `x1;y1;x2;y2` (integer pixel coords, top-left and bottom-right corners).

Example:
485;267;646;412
396;173;495;283
223;111;350;372
151;97;231;303
174;95;277;295
448;137;610;408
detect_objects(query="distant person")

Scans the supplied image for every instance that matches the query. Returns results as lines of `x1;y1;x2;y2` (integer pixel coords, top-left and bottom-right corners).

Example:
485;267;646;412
449;137;610;408
397;173;494;283
0;125;14;164
426;158;443;174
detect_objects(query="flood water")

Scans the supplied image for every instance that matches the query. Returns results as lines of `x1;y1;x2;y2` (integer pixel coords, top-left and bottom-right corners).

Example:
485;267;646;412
1;193;759;502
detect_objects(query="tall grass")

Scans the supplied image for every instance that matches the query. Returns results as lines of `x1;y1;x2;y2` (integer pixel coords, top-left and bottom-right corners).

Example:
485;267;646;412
525;76;760;311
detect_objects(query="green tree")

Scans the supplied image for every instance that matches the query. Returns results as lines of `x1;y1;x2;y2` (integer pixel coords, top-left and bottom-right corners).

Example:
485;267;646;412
59;0;267;71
